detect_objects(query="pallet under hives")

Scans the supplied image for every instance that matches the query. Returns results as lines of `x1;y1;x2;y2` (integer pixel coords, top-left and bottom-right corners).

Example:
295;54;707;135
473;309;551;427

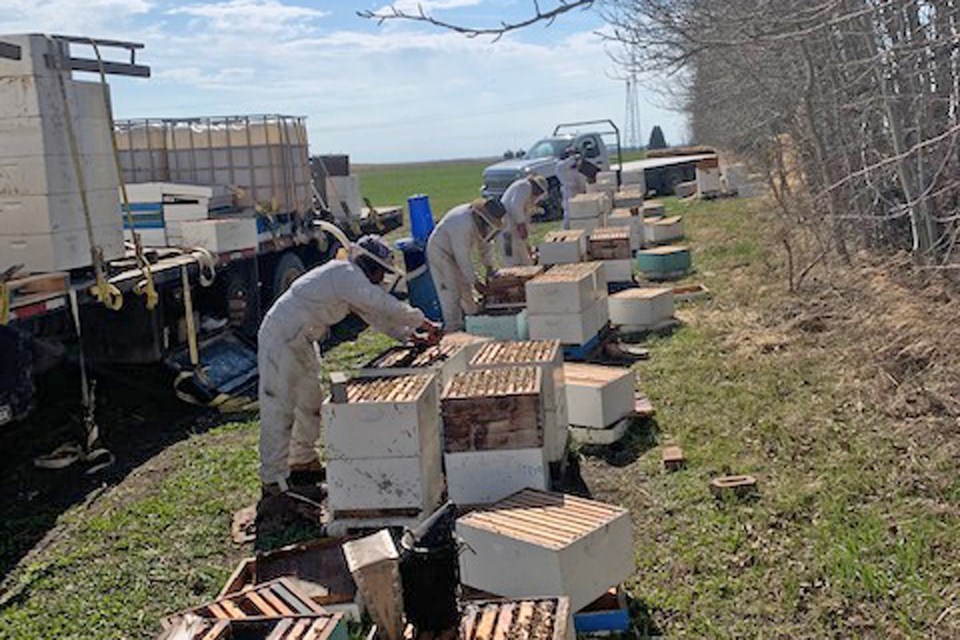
403;597;572;640
158;614;346;640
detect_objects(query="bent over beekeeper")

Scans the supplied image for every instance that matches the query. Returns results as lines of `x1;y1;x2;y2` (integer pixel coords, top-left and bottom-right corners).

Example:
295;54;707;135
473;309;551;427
498;174;549;266
426;197;506;331
257;235;439;506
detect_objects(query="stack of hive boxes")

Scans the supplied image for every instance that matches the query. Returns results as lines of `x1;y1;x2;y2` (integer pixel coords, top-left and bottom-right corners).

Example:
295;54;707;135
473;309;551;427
606;207;643;251
563;363;636;443
441;366;548;505
526;263;608;349
566;193;610;234
538;229;587;266
0;34;123;272
482;265;544;309
469;340;568;469
321;374;443;525
696;157;722;197
587;226;633;283
123;182;219;247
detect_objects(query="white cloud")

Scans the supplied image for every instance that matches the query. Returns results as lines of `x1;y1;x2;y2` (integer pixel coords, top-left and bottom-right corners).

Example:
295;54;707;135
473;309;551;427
169;0;328;34
0;0;152;34
377;0;485;14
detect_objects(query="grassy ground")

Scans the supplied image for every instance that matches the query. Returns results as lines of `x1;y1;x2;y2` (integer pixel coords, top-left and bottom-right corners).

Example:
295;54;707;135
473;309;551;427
1;162;958;638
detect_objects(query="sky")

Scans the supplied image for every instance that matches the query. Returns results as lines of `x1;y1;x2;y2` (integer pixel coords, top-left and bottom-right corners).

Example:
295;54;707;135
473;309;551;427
1;0;688;163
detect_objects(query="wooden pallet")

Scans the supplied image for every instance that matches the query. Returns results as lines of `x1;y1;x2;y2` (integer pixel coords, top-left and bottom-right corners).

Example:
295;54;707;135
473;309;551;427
159;614;346;640
163;577;327;628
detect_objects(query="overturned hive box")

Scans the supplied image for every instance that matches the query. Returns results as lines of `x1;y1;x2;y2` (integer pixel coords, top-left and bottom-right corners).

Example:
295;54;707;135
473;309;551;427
608;286;675;332
483;265;545;308
456;489;633;612
563;363;635;430
322;374;443;516
539;229;587;266
441;367;547;505
469;340;567;464
588;227;631;261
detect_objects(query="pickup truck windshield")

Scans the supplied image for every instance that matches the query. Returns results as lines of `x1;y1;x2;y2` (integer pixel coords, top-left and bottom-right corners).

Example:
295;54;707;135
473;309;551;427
526;139;568;159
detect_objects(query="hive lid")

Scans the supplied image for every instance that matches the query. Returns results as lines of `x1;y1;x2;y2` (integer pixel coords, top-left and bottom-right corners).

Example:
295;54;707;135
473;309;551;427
543;229;585;243
492;265;544;279
458;597;570;640
442;366;540;399
458;489;627;551
470;340;561;366
639;245;688;255
344;374;434;403
531;262;602;283
609;208;638;219
562;363;633;387
649;215;682;226
589;227;630;241
570;193;606;202
611;287;672;300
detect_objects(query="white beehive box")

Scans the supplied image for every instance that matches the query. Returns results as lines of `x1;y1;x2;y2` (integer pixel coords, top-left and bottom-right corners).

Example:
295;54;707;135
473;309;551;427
528;298;608;346
567;193;609;220
696;164;722;196
607;209;643;250
600;259;634;283
613;190;644;210
568;216;602;234
323;374;443;514
563;363;635;429
469;340;568;463
465;309;528;341
526;262;607;315
173;218;258;253
445;448;548;506
608;287;675;331
1;223;123;273
539;229;587;266
621;169;646;193
645;216;684;244
457;489;634;612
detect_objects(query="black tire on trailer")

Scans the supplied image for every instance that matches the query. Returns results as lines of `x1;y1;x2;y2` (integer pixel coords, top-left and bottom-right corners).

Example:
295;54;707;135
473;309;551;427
270;252;306;303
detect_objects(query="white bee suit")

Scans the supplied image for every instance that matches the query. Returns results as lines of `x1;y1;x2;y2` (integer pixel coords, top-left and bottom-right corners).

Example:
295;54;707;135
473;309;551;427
556;156;583;230
258;260;425;487
498;178;536;266
426;204;495;331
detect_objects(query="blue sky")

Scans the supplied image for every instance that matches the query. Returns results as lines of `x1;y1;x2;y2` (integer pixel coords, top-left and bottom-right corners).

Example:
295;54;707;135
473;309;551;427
2;1;687;162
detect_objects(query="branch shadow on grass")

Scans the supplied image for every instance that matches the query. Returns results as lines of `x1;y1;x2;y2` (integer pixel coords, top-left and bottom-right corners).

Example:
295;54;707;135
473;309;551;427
578;417;661;468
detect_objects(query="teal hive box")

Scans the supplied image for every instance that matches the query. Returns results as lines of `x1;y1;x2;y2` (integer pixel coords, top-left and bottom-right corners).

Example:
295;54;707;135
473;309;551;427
636;245;692;280
465;309;529;340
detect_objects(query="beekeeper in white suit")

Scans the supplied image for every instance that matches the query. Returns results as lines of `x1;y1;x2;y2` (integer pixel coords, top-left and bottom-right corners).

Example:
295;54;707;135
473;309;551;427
556;148;586;230
257;235;440;512
427;197;507;331
498;174;549;266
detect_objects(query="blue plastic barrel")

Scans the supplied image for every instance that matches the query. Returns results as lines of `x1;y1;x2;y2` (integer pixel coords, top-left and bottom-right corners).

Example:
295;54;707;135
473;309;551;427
396;237;442;322
408;194;435;243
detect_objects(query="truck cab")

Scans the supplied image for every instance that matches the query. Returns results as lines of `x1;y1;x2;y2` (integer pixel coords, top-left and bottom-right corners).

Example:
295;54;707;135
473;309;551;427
481;133;610;217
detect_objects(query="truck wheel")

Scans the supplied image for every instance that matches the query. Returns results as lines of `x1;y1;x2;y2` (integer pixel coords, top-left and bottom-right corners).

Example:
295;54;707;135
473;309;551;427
271;252;306;303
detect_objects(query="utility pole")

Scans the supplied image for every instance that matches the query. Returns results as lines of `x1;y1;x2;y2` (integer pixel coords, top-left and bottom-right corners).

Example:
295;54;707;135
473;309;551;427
624;74;641;151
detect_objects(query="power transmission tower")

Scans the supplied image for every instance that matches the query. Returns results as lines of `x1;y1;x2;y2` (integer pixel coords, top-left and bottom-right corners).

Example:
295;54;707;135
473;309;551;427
624;74;642;151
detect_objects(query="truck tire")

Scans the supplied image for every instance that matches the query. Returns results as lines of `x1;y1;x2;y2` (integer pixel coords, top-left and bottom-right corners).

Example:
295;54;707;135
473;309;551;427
270;252;306;303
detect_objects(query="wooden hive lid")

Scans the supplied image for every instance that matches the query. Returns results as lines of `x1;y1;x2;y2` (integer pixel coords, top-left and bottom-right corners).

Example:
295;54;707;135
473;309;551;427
442;366;540;399
589;227;630;241
458;597;570;640
570;192;606;202
649;215;682;226
470;340;561;366
562;362;633;387
531;262;602;283
543;229;585;243
345;374;434;403
492;265;544;279
458;489;627;550
640;244;689;256
611;287;672;300
609;208;638;219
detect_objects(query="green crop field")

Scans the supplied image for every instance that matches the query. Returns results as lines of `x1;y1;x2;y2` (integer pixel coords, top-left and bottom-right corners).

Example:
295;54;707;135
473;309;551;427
2;160;957;639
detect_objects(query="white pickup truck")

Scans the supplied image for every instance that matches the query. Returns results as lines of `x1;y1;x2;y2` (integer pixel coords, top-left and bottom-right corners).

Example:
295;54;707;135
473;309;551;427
482;121;620;219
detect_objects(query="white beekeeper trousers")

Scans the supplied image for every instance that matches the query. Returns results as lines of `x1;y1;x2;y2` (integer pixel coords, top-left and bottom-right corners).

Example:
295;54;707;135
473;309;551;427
427;243;479;331
498;226;533;266
258;325;324;487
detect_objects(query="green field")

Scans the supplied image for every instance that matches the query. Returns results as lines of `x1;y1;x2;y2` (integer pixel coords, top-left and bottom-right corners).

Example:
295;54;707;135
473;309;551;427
1;161;957;638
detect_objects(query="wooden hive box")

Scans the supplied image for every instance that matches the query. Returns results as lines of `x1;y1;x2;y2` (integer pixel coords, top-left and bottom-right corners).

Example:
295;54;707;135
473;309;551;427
613;189;644;210
636;245;692;280
441;366;548;505
643;200;665;218
525;262;606;315
456;597;573;640
563;363;635;430
539;229;587;266
608;286;675;331
469;340;567;463
322;374;443;515
644;215;684;244
588;226;632;261
568;216;602;234
355;333;488;388
567;193;609;220
456;489;633;612
483;265;544;308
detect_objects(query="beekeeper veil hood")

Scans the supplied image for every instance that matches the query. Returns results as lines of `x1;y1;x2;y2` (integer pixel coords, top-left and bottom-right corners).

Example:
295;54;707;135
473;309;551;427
352;234;399;275
471;197;507;242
